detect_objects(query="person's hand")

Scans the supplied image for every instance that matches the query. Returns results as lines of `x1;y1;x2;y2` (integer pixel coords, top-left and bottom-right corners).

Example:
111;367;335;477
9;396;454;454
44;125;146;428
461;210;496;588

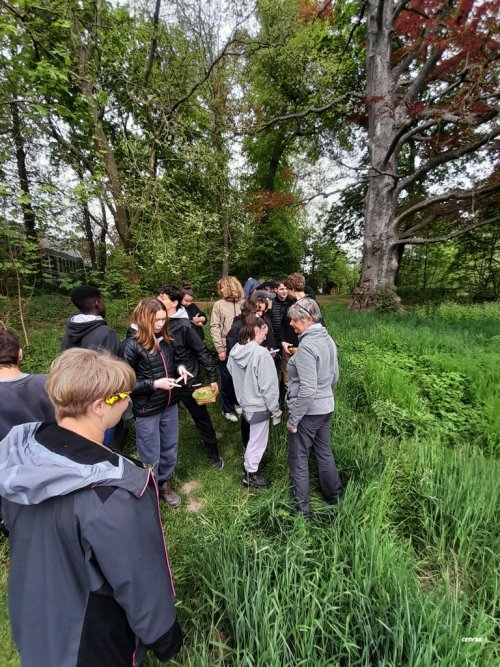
272;410;283;420
193;315;205;327
218;351;226;362
287;424;297;434
154;378;181;391
210;382;219;394
177;365;194;385
282;342;292;353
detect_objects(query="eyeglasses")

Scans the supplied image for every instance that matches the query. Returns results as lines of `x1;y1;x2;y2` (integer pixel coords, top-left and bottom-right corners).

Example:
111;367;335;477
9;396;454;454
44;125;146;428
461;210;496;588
104;391;131;405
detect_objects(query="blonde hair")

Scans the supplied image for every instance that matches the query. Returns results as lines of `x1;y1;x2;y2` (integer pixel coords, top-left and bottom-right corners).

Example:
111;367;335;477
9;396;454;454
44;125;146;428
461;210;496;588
132;297;172;352
46;349;136;421
217;276;243;300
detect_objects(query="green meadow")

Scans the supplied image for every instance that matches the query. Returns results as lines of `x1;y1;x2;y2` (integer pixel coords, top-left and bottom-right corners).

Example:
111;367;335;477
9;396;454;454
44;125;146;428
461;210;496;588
1;296;498;666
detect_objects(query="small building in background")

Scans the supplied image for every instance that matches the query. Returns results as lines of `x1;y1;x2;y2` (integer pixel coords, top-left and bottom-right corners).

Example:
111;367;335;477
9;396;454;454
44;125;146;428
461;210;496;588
39;237;88;283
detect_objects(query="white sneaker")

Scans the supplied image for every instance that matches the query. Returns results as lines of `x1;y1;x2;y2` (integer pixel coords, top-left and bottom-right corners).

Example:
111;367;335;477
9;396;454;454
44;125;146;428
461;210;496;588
234;405;243;416
223;412;238;423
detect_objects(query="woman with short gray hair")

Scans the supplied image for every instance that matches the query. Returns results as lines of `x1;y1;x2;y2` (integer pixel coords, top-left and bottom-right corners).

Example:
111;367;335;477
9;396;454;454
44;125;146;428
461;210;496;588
286;298;342;518
287;297;322;323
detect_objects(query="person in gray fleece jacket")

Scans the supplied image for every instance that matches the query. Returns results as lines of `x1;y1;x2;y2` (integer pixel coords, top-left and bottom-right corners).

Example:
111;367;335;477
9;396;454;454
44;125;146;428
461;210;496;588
228;314;281;489
286;298;342;517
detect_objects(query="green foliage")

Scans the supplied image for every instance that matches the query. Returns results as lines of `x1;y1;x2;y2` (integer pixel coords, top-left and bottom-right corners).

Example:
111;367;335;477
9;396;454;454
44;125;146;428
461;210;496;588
95;248;142;302
375;287;402;314
1;297;498;666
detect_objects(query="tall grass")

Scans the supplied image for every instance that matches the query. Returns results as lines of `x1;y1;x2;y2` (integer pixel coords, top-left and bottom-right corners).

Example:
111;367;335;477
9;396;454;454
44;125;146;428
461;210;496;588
0;297;498;666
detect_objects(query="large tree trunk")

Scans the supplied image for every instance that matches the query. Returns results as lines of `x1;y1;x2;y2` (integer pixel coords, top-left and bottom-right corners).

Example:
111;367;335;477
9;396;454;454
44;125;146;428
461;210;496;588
351;0;401;310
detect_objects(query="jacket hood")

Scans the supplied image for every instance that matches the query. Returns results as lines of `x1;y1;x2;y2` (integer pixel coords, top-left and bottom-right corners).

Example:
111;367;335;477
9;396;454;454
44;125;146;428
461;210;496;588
229;341;259;369
170;306;189;320
299;322;329;341
65;316;107;345
0;422;150;506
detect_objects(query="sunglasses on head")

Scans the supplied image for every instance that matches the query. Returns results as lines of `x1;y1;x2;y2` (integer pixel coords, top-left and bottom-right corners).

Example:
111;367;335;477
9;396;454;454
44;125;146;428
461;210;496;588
295;299;313;317
104;391;131;405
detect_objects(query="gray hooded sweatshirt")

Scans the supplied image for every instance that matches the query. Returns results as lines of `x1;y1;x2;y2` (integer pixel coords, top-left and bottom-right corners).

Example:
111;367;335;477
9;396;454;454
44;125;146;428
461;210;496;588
227;341;279;420
0;422;182;667
286;323;339;429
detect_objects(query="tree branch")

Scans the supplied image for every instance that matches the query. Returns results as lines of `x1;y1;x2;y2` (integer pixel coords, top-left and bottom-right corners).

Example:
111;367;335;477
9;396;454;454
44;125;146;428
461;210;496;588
170;4;256;114
297;187;353;205
143;0;161;85
256;93;357;133
340;0;366;58
397;125;500;194
392;0;413;23
382;118;436;168
42;116;95;173
395;182;500;228
396;216;500;245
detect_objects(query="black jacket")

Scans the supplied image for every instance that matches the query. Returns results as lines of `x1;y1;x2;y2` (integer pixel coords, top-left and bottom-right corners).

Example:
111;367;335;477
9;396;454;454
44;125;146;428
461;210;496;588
271;297;294;346
226;313;276;354
184;302;207;340
119;335;179;417
61;316;120;354
168;310;217;385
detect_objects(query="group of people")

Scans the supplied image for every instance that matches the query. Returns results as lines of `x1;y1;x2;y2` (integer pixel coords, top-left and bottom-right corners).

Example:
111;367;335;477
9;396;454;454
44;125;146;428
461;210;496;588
0;272;342;666
211;275;342;507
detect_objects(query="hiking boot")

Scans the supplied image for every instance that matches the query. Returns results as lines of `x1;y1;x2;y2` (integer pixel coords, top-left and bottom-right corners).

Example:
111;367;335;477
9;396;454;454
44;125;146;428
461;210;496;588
209;447;224;471
242;472;271;489
223;412;238;423
158;481;181;507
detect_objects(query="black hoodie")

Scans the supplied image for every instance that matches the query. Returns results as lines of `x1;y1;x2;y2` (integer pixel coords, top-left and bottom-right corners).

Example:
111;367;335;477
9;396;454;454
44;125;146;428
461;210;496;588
61;315;120;354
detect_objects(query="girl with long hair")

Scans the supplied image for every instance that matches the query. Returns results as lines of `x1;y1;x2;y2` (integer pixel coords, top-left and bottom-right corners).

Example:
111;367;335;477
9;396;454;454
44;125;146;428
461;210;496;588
120;297;189;507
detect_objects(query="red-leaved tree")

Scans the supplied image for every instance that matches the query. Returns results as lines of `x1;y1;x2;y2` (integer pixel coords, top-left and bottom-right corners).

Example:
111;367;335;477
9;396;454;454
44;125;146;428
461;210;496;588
352;0;500;308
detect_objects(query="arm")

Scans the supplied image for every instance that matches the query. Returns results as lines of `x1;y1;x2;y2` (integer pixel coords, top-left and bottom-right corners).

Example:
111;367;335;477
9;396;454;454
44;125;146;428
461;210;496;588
287;347;318;429
209;302;225;356
264;318;276;351
185;326;217;384
101;329;120;356
192;302;206;327
82;485;182;661
225;321;239;355
257;353;280;414
119;340;155;395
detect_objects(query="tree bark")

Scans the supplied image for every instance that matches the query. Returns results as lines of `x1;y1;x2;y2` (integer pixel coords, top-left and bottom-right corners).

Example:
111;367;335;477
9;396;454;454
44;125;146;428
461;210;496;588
351;0;402;309
10;99;37;241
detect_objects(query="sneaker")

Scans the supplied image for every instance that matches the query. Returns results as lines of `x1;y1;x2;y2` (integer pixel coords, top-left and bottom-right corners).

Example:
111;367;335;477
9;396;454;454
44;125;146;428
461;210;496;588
242;472;271;489
158;481;181;507
223;412;238;423
234;405;243;416
209;447;224;470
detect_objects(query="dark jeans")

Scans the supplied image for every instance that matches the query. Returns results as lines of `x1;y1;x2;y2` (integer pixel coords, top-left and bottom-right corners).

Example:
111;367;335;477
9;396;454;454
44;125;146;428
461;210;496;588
179;387;218;449
218;358;237;414
135;405;179;484
288;412;342;517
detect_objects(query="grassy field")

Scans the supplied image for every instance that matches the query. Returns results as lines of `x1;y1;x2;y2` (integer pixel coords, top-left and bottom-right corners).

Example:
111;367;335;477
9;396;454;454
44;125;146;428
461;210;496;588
0;295;498;666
